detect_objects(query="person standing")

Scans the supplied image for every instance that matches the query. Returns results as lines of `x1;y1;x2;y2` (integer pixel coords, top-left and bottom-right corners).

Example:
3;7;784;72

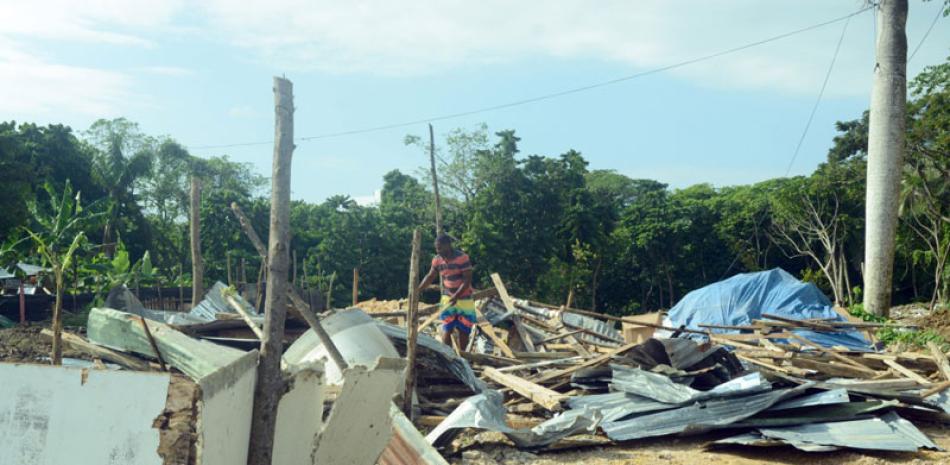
417;234;474;350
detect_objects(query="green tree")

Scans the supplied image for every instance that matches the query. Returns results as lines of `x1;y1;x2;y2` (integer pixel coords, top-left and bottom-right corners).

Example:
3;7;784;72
24;181;101;364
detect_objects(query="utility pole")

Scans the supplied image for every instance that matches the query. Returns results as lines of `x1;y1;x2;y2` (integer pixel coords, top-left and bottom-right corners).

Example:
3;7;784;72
190;176;203;306
428;124;443;236
864;0;907;317
247;76;294;465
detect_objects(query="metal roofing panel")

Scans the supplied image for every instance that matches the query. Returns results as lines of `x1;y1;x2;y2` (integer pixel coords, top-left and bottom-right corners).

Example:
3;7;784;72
768;388;850;411
753;412;940;452
601;384;810;441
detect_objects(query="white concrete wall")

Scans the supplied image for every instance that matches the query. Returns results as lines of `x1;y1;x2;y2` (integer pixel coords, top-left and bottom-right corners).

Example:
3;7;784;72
0;363;170;465
195;351;258;465
273;364;325;465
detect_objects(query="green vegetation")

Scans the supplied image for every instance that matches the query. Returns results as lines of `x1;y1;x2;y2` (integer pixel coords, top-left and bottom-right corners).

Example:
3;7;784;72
2;56;948;319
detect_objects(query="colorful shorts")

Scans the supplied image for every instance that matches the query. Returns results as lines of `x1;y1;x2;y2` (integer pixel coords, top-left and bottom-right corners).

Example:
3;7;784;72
440;296;476;334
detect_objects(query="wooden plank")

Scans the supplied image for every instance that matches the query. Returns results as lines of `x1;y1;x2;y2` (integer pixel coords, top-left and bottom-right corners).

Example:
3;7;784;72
511;316;536;352
473;305;516;359
224;293;264;340
490;273;518;314
736;354;809;376
497;356;584;373
41;329;151;371
535;341;641;384
760;313;836;331
928;341;950;382
403;229;422;415
540;329;585;344
785;333;878;375
882;358;931;385
788;357;877;379
482;367;565;411
921;381;950;398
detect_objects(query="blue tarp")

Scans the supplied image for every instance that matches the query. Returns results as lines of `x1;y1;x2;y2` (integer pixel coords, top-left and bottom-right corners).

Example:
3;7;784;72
664;268;870;350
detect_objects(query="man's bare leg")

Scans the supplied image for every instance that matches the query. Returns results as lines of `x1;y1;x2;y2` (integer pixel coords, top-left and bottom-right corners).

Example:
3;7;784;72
458;330;470;352
441;328;453;346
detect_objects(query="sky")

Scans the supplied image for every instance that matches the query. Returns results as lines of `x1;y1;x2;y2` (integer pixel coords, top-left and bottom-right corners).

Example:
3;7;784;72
2;0;947;205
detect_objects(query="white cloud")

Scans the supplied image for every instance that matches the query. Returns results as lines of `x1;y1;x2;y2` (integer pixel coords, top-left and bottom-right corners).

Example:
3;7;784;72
140;66;193;76
0;37;132;117
197;0;893;97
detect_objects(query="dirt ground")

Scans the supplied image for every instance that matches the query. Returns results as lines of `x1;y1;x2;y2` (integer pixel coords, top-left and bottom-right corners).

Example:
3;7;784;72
0;324;83;363
447;425;950;465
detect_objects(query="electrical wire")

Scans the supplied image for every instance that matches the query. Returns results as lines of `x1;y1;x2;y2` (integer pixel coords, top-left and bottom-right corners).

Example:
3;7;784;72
719;13;854;280
909;4;944;62
188;6;872;151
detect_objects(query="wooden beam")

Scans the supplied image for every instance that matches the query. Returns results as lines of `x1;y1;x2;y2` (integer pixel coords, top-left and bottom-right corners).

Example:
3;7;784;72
882;358;931;385
535;341;641;384
472;305;516;358
928;341;950;382
403;229;422;416
428;123;443;236
511;316;536;352
224;293;264;340
490;273;518;315
41;328;150;371
482;367;565;411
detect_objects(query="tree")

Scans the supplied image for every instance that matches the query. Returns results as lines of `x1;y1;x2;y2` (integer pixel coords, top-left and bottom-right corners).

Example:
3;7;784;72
85;118;155;258
24;181;101;364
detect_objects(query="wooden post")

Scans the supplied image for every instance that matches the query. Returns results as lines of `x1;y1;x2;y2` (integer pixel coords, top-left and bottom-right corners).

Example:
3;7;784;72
325;272;335;309
247;76;294;465
352;267;359;306
178;263;184;311
403;229;422;416
428;123;443;236
226;252;233;286
241;258;247;286
190;176;203;306
292;249;298;286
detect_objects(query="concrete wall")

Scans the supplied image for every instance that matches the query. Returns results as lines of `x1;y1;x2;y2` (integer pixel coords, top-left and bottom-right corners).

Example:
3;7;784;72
0;363;170;465
195;350;258;465
274;364;325;465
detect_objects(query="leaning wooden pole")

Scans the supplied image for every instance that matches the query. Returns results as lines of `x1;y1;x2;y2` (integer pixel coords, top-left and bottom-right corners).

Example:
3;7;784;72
428;123;443;236
190;175;203;306
247;76;294;465
403;229;422;416
864;0;908;318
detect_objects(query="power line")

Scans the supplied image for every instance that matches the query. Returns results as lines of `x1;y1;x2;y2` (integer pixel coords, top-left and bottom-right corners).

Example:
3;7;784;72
909;4;944;62
719;14;854;280
189;6;872;151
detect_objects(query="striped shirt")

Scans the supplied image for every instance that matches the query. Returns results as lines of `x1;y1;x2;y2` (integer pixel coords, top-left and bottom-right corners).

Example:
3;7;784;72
432;250;473;297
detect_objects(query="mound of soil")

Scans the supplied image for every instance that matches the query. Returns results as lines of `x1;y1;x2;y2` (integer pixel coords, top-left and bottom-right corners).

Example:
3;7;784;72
0;324;83;363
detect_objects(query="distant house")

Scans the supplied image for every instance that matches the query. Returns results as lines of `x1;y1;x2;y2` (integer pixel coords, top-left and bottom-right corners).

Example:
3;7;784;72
0;263;49;294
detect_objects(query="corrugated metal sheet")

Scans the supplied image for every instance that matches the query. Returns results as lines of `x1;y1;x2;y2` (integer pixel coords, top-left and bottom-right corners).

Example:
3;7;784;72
610;366;769;404
601;384;810;441
767;388;850;411
745;412;940;452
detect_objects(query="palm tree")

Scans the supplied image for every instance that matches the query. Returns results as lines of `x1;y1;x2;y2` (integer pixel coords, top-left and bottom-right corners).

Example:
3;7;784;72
85;118;154;257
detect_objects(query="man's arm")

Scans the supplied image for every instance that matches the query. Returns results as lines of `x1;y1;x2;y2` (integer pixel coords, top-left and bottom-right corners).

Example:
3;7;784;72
417;267;437;295
448;269;473;305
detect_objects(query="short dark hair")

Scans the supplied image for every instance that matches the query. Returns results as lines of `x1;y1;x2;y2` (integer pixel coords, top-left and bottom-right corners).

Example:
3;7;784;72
435;234;453;245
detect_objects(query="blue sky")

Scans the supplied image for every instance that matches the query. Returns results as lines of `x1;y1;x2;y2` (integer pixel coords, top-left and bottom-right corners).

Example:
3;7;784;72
2;0;947;204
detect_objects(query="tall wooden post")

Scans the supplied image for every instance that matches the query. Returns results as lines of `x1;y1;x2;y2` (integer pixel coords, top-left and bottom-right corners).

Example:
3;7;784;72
864;0;907;317
428;124;443;236
292;249;298;286
190;176;203;306
247;76;294;465
352;267;359;306
403;229;422;416
226;252;233;286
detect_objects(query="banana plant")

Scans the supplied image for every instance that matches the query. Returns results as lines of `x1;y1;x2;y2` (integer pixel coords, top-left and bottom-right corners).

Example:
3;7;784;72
23;181;103;365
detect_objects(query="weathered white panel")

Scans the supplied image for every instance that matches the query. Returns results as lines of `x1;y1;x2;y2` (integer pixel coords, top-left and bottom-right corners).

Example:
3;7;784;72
0;363;170;465
195;351;258;465
273;363;325;465
313;357;406;465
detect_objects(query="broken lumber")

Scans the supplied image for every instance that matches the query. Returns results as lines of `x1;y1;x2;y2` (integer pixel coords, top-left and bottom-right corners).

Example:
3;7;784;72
482;367;565;411
928;341;950;382
41;328;150;371
535;341;641;384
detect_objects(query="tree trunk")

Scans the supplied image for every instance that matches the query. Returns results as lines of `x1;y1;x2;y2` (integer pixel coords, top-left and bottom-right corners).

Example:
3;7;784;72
864;0;907;317
591;257;601;311
190;176;203;306
352;267;359;306
51;270;64;365
247;76;294;465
